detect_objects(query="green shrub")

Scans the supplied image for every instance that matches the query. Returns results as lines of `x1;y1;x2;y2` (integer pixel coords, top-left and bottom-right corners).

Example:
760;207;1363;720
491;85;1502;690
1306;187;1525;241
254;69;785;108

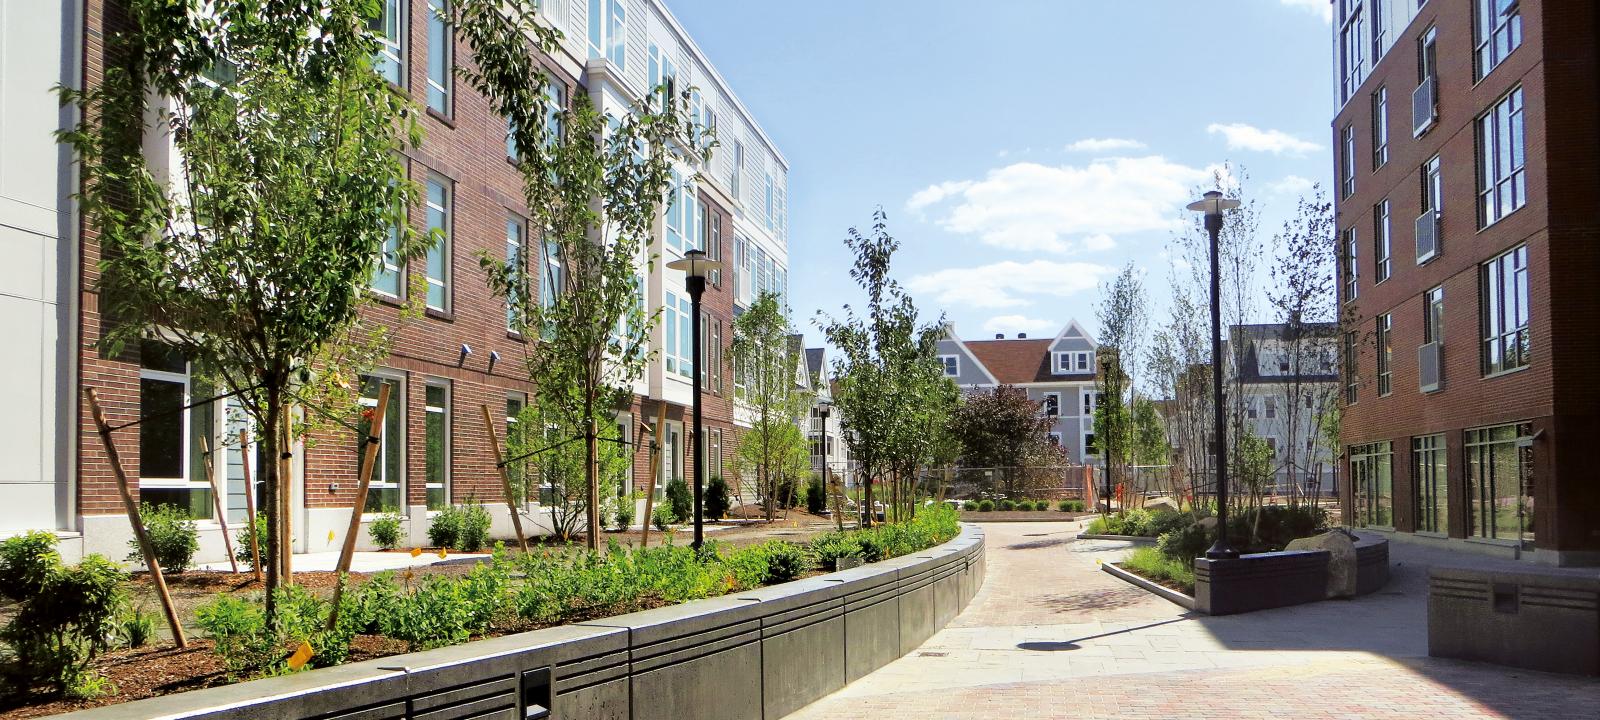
962;500;978;511
705;477;730;521
368;513;403;550
1157;523;1210;562
997;499;1016;511
808;532;863;569
665;477;692;523
126;503;200;573
428;505;464;549
457;500;493;552
757;541;811;582
0;533;125;699
234;512;267;569
805;475;827;514
652;503;674;531
976;499;995;512
194;594;271;679
118;606;156;648
1058;499;1085;512
613;497;637;530
1120;546;1196;594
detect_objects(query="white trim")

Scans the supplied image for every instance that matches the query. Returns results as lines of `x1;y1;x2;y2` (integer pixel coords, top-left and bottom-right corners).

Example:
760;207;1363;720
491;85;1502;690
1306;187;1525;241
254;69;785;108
939;332;1001;385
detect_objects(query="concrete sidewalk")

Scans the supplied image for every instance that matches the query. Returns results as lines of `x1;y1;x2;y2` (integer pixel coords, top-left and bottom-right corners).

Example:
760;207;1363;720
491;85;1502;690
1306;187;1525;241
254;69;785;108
785;520;1600;720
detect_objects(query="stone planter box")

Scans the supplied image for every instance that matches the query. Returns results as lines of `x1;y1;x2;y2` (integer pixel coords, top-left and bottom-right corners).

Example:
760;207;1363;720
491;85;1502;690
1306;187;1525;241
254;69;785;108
1429;565;1600;676
53;525;987;720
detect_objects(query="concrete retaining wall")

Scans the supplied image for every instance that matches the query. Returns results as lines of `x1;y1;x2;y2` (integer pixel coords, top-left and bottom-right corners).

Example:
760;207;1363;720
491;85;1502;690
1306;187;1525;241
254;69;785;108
1429;565;1600;676
54;525;986;720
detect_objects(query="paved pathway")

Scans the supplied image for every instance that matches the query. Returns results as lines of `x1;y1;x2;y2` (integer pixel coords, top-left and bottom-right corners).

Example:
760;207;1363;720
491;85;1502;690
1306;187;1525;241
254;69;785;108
786;521;1600;719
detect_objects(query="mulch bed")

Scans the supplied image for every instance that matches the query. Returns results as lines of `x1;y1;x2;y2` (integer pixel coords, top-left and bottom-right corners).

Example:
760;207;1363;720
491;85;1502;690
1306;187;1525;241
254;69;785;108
959;511;1092;522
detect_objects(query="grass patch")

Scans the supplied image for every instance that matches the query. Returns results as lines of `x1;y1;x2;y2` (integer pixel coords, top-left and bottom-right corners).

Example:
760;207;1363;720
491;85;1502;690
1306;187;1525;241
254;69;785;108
1118;546;1195;595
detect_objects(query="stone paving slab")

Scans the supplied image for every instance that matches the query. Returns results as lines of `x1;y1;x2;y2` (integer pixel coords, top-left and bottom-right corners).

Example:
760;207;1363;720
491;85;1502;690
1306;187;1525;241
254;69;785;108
785;520;1600;720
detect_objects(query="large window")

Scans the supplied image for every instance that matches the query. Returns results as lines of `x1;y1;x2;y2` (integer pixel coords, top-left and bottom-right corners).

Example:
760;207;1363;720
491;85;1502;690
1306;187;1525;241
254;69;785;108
138;342;215;519
664;170;687;253
1465;422;1533;543
506;215;525;332
664;291;692;378
1373;199;1391;283
1413;434;1447;534
1339;0;1366;103
1372;87;1388;168
505;394;526;504
1424;285;1444;344
1481;244;1529;375
731;141;744;199
1477;87;1526;228
1475;0;1522;79
1376;313;1392;396
647;43;677;112
426;0;451;114
1342;228;1359;301
1340;124;1356;198
360;375;404;513
542;238;562;314
587;0;626;70
1343;331;1359;404
373;213;402;297
938;355;959;377
424;382;449;511
370;0;405;86
425;176;451;312
1350;441;1393;528
707;209;722;287
543;78;565;149
1042;393;1060;417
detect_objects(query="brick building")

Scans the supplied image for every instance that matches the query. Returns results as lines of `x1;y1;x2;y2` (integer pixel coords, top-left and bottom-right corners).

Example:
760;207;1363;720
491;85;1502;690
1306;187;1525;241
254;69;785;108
6;0;787;563
1333;0;1600;565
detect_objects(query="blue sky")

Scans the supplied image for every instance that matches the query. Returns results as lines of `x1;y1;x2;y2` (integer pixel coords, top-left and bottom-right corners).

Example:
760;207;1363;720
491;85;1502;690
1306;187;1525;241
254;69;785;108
669;0;1336;347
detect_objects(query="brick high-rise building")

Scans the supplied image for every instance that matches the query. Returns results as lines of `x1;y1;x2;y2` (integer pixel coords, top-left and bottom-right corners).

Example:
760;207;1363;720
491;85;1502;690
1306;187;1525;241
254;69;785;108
1333;0;1600;565
2;0;787;562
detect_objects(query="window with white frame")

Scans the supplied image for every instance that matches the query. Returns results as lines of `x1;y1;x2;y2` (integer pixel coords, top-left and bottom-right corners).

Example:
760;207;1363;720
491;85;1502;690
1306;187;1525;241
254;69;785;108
370;0;405;86
1081;389;1099;416
1342;228;1359;301
138;341;215;520
664;291;693;378
506;215;525;332
505;393;526;504
587;0;626;70
732;141;744;199
373;215;401;297
1372;86;1388;168
764;171;775;232
1477;87;1526;228
1048;432;1062;447
707;209;722;286
1042;392;1060;416
425;175;451;311
1481;244;1529;375
1339;0;1365;103
426;0;451;114
665;170;687;252
542;77;565;149
1377;313;1392;396
1344;331;1359;404
937;355;958;377
1424;285;1444;345
647;43;676;111
1374;199;1391;282
1340;123;1356;198
542;237;562;315
360;374;404;513
1475;0;1522;80
424;381;449;511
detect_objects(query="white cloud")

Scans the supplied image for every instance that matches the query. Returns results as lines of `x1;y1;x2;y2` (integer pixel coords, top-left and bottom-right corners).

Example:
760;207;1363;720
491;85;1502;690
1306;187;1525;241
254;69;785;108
1270;174;1317;196
1279;0;1332;23
907;260;1113;310
982;315;1057;337
1065;137;1147;153
1207;123;1322;156
903;157;1213;253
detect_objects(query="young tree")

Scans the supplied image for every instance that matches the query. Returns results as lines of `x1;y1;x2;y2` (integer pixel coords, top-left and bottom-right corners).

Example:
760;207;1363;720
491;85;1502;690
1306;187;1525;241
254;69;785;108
455;1;705;549
60;0;423;619
948;386;1055;499
731;294;814;521
1268;188;1340;508
1094;262;1148;510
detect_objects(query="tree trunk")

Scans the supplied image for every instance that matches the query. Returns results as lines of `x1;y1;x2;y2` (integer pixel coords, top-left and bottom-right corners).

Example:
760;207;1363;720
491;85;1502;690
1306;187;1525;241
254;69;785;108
586;413;599;551
261;388;282;623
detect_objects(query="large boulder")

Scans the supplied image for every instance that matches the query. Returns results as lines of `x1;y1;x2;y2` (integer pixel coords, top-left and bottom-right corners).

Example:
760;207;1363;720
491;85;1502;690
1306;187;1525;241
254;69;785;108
1141;497;1180;514
1286;530;1357;598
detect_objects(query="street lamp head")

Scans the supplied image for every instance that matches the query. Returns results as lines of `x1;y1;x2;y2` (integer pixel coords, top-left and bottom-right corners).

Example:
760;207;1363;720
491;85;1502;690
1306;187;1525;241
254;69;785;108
665;249;724;279
1186;190;1241;217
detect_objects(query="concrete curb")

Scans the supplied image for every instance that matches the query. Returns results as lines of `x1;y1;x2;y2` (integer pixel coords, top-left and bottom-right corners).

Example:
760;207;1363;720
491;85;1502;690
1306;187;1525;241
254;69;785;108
1076;533;1159;543
1100;560;1197;611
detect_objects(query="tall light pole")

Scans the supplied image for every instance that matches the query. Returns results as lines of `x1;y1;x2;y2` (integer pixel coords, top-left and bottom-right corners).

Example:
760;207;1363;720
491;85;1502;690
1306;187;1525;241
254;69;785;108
1187;190;1241;560
666;249;722;549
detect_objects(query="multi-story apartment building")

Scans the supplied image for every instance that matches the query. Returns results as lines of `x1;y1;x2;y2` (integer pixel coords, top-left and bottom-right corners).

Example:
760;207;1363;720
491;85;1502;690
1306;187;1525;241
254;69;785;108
804;346;855;489
1333;0;1600;565
11;0;786;563
935;321;1101;465
1229;324;1340;495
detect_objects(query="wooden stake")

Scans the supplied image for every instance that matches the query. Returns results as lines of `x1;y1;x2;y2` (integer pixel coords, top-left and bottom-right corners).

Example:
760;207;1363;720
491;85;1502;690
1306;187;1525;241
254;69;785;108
198;436;238;574
85;388;187;649
279;410;293;585
240;430;262;582
639;403;667;548
481;402;528;553
327;384;391;631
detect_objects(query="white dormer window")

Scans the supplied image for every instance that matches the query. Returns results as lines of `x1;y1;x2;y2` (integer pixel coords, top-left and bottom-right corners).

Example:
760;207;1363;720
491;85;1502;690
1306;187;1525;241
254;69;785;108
938;355;959;377
1053;351;1095;375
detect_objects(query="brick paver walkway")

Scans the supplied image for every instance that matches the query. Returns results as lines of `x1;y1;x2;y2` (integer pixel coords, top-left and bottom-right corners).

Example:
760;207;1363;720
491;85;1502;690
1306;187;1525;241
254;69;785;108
785;520;1600;719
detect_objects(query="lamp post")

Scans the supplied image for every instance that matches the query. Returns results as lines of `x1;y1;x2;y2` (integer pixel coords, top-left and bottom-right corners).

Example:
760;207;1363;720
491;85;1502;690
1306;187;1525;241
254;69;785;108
1186;190;1241;560
665;249;723;550
1099;355;1114;514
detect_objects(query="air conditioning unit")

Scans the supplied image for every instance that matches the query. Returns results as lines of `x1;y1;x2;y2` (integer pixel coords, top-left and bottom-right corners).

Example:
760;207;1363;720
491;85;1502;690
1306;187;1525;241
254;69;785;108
1418;341;1442;393
1412;76;1437;137
1415;209;1439;264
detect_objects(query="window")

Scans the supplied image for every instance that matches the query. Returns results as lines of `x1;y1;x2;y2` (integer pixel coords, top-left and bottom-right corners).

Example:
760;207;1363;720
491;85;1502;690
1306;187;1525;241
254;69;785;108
710;318;723;395
1054;351;1091;374
764;172;775;232
1077;353;1091;372
506;215;525;332
1418;26;1438;88
370;0;404;86
1420;154;1442;262
424;382;449;511
1413;434;1447;534
707;210;722;286
1343;331;1359;404
1481;244;1529;375
1424;286;1444;344
1082;390;1099;416
373;216;401;297
426;0;451;114
1350;441;1393;527
1084;433;1099;457
1247;399;1258;419
360;375;404;513
1372;87;1388;167
1373;199;1391;282
1048;432;1062;447
1339;0;1366;102
542;79;565;149
689;196;704;252
1042;393;1060;417
709;428;723;486
1477;87;1526;227
424;176;451;311
1465;422;1533;543
938;355;959;377
1475;0;1522;79
1265;397;1277;419
1369;0;1385;57
665;170;686;252
505;394;526;504
664;291;692;378
1340;124;1356;198
1342;228;1359;301
647;43;677;111
732;141;744;199
587;0;625;70
138;341;214;520
542;238;562;315
1376;313;1392;396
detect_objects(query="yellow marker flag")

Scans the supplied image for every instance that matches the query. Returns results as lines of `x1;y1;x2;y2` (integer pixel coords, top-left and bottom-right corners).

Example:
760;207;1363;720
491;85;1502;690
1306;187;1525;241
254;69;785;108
287;641;314;670
437;548;448;559
327;530;336;543
410;547;422;558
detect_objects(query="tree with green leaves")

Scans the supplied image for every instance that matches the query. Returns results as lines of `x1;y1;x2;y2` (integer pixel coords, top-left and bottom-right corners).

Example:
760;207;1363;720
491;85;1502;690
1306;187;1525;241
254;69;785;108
731;294;814;521
948;385;1054;498
59;0;424;621
1094;262;1148;511
454;1;706;549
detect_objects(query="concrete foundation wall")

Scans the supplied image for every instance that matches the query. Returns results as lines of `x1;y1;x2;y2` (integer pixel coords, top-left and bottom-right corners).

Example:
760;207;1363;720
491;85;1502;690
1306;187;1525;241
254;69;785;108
54;525;986;720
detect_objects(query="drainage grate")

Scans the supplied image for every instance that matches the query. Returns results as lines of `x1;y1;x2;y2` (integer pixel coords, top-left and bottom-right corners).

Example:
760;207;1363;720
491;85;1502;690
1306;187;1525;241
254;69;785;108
917;651;948;657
